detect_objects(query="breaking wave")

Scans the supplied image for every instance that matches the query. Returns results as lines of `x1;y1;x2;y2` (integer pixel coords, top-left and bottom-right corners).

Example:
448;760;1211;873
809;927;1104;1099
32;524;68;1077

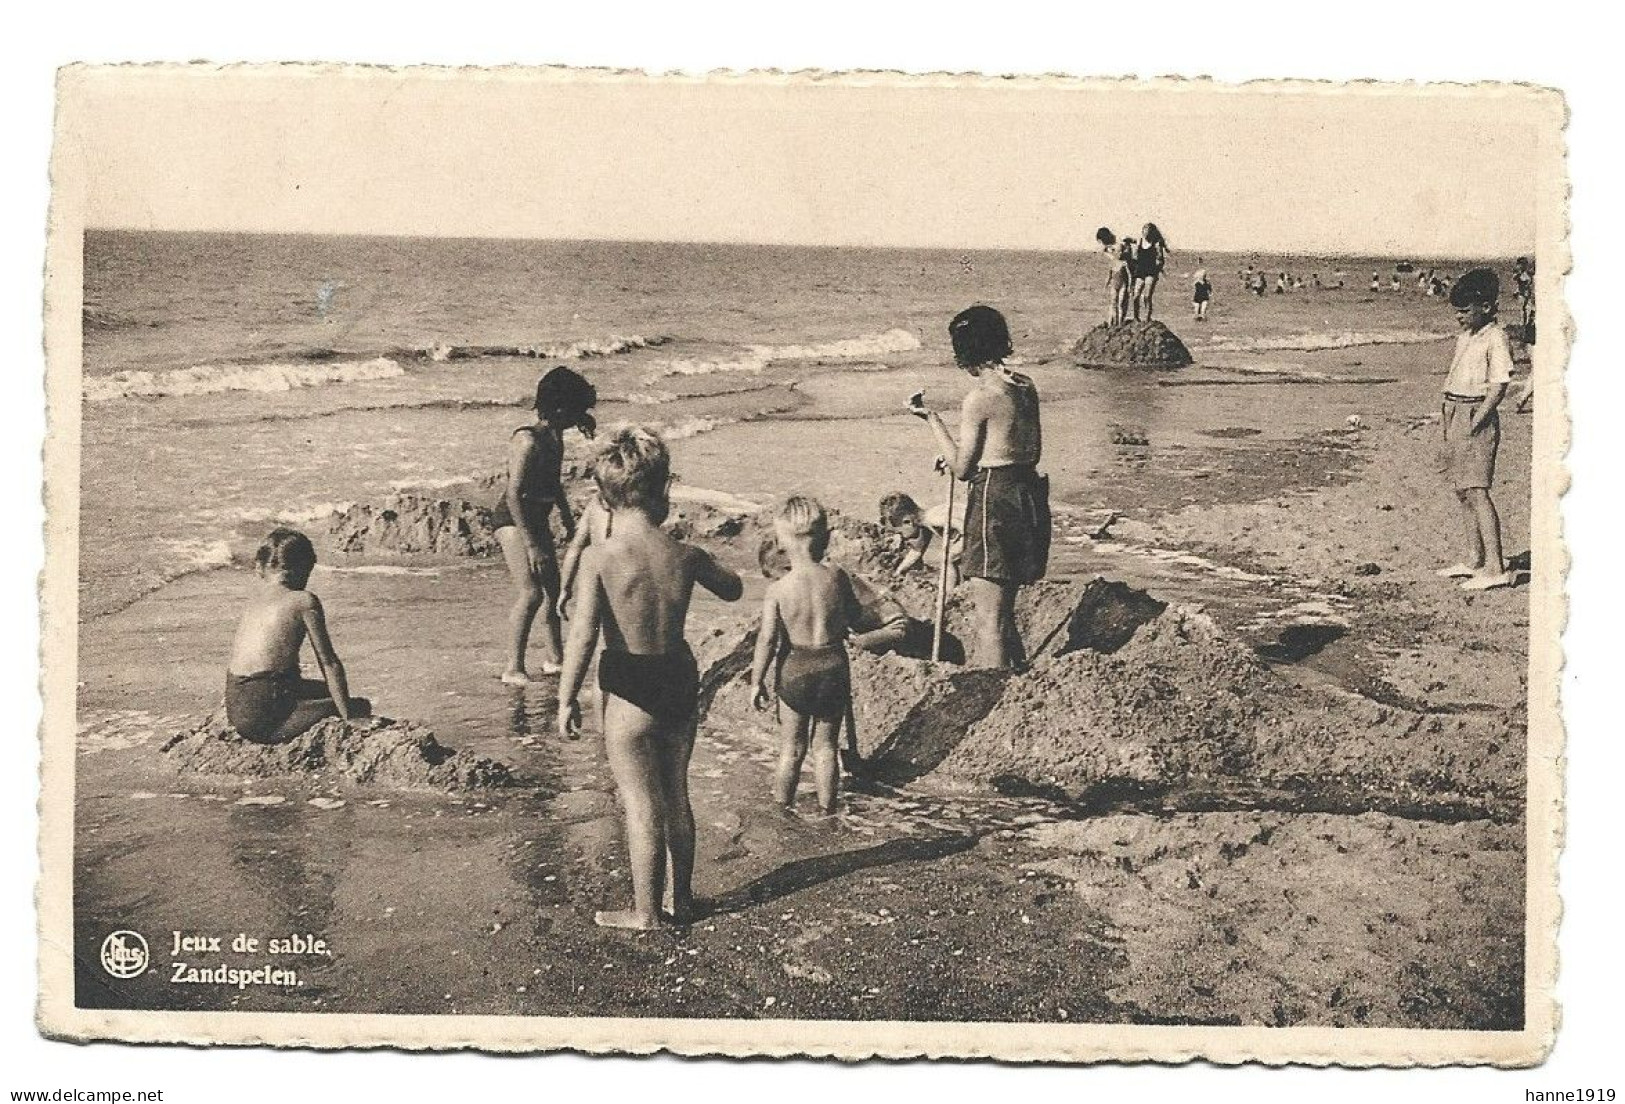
1208;329;1450;354
413;334;672;362
84;357;406;401
651;328;922;378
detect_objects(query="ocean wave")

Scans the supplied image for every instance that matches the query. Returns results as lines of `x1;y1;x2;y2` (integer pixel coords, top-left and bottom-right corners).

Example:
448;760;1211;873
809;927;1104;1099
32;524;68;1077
83;306;166;332
415;334;671;362
615;390;682;405
84;357;405;401
661;415;736;441
748;328;922;361
651;328;922;379
655;355;771;378
1208;329;1450;353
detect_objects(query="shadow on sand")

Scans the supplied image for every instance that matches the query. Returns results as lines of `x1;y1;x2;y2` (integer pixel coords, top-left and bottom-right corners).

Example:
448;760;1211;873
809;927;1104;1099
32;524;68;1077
705;832;981;917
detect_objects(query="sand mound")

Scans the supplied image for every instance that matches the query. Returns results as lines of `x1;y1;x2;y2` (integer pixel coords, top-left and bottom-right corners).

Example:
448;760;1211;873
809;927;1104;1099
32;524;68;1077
1070;321;1194;369
929;606;1271;796
158;714;516;790
944;576;1167;663
931;607;1518;815
328;491;502;558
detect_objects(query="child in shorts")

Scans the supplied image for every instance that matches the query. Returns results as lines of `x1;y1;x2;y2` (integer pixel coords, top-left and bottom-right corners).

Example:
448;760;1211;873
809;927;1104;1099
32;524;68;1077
556;426;743;929
225;528;370;743
750;497;863;815
1435;268;1516;591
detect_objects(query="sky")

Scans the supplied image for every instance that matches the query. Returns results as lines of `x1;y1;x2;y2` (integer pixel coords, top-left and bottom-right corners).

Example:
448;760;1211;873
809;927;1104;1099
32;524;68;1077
62;69;1553;256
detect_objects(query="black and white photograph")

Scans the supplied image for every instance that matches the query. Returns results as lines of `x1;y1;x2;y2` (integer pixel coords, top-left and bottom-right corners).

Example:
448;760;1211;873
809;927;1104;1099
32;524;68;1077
38;65;1565;1064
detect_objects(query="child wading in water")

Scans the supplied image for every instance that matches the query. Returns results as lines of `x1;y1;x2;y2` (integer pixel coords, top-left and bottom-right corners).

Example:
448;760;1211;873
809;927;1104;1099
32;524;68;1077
226;528;370;743
556;426;743;929
910;305;1050;669
495;366;597;684
1436;268;1517;591
1191;260;1212;322
750;496;863;816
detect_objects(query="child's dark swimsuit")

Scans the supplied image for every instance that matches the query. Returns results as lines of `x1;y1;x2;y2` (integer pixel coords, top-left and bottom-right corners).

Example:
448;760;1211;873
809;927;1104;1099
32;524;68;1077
597;645;700;723
490;425;561;532
777;643;851;721
225;670;300;743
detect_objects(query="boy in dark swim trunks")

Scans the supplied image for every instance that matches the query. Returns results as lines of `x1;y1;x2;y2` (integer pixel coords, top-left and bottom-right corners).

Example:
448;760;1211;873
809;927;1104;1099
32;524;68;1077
556;426;743;929
226;528;370;743
749;497;863;816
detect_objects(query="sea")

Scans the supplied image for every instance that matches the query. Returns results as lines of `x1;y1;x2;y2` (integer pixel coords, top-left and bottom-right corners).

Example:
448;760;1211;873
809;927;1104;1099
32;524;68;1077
79;230;1500;621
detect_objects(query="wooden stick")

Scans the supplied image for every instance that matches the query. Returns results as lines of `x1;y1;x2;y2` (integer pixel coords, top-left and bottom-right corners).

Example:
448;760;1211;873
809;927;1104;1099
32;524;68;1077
932;467;955;663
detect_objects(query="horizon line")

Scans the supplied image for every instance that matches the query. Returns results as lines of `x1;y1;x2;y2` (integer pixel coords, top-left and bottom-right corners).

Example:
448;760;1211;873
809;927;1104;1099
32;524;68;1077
82;225;1534;263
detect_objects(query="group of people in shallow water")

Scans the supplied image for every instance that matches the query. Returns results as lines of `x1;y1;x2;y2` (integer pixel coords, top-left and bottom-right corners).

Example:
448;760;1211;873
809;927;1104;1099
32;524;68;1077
222;304;1049;930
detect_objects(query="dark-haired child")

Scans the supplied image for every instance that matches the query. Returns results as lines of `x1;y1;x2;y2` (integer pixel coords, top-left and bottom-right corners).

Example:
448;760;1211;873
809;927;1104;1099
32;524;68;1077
1436;268;1516;592
495;365;597;684
909;305;1048;670
226;528;370;743
1097;228;1132;327
557;425;743;929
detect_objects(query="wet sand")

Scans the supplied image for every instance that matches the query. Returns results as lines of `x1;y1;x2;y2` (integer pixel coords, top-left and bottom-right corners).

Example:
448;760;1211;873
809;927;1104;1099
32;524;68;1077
73;336;1530;1027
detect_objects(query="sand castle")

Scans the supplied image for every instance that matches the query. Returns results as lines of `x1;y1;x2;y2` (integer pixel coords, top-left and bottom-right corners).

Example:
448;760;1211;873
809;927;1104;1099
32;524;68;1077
1070;319;1194;369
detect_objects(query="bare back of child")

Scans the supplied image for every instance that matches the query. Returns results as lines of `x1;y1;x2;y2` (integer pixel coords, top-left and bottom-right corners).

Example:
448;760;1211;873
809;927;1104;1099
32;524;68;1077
556;427;742;930
750;497;862;817
226;529;370;744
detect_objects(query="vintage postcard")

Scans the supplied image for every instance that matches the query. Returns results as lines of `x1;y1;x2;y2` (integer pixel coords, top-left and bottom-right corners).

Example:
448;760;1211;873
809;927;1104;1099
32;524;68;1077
39;66;1566;1063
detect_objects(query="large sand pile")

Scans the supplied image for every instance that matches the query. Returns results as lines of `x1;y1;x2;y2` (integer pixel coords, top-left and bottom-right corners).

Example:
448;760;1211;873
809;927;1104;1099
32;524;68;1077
863;601;1522;816
328;490;502;557
158;714;516;790
1070;320;1194;369
692;570;1523;818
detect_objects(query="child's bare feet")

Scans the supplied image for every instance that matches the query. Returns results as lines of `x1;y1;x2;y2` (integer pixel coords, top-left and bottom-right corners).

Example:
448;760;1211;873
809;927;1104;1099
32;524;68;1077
593;909;665;931
1435;563;1478;579
499;669;532;686
538;661;562;676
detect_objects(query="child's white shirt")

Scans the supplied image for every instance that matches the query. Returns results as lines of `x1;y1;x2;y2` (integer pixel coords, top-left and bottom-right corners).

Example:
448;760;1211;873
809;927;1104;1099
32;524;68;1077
1444;323;1515;397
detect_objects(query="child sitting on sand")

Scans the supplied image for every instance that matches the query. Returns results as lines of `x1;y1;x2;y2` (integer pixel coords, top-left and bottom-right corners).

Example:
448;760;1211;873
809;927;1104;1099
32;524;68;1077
750;496;863;816
1435;268;1516;592
494;365;597;684
226;528;370;744
556;426;743;929
878;491;962;586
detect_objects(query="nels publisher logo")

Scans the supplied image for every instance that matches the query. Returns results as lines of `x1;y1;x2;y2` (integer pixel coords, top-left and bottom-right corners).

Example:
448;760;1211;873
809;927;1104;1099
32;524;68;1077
99;930;150;979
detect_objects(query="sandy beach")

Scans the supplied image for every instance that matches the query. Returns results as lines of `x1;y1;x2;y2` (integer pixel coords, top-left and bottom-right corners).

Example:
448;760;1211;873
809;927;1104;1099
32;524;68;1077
72;250;1533;1029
